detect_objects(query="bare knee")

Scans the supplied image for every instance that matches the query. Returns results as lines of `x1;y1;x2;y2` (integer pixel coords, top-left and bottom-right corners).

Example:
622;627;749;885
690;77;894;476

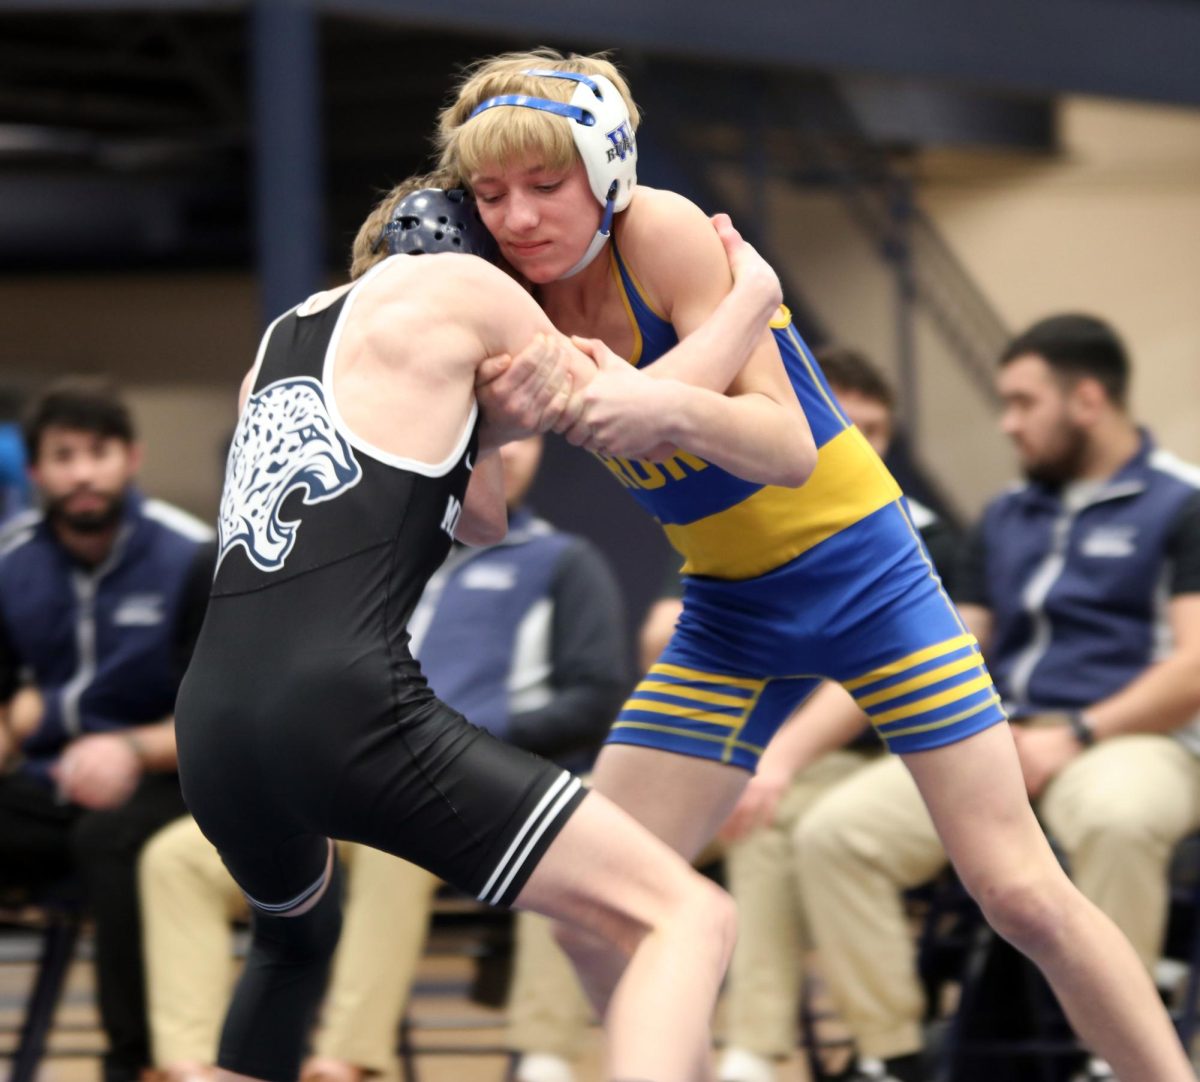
648;872;737;973
556;870;736;971
969;869;1075;957
684;875;737;964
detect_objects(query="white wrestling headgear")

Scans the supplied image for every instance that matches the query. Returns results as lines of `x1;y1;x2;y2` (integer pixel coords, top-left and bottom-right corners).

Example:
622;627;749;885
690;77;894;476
469;69;637;278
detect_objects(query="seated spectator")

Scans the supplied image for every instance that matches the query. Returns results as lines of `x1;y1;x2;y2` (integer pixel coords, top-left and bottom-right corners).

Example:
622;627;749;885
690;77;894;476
140;434;629;1082
795;314;1200;1082
715;348;959;1082
0;378;214;1082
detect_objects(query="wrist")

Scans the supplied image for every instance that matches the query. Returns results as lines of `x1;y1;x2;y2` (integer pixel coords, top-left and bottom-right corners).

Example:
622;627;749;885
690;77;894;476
1066;710;1097;749
659;381;695;446
119;729;149;769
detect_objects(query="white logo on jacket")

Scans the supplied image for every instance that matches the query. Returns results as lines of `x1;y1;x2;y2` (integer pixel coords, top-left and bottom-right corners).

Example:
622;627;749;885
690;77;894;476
1080;525;1137;559
218;377;362;572
113;593;165;626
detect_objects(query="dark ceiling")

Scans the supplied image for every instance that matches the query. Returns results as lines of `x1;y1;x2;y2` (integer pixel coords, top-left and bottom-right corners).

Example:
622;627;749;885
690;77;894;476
1;1;1197;276
0;11;549;270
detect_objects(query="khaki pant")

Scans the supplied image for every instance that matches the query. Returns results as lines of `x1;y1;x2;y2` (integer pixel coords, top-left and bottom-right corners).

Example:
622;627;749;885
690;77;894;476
721;750;876;1057
508;910;593;1057
796;734;1200;1060
140;816;590;1073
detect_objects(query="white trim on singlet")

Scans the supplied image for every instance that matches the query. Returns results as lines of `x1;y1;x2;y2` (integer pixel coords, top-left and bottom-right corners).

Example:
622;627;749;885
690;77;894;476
311;256;477;479
242;842;334;914
477;770;582;906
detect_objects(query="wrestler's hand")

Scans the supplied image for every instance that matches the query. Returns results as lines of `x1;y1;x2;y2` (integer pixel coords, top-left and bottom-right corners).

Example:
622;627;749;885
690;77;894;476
567;337;678;461
54;732;143;810
711;213;782;316
476;333;579;444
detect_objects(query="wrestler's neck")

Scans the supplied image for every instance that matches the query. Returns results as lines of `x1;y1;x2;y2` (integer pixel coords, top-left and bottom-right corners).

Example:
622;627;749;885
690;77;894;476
536;239;615;327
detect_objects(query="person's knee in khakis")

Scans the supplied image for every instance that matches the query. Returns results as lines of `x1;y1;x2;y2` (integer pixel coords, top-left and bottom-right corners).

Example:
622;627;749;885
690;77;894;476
140;816;247;1081
719;750;875;1075
1037;734;1200;972
304;845;440;1081
508;910;593;1064
794;755;945;1065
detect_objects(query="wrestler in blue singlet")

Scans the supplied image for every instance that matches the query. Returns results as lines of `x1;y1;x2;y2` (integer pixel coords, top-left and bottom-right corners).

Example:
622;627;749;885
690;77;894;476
601;240;1006;768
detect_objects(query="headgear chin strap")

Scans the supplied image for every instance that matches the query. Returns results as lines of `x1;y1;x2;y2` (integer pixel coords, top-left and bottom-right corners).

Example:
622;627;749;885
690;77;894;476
469;69;637;279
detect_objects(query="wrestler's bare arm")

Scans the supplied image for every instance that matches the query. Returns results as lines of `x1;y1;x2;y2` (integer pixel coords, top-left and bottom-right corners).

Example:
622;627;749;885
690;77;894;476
605;191;815;484
438;259;593;543
619;192;784;394
452;259;596;446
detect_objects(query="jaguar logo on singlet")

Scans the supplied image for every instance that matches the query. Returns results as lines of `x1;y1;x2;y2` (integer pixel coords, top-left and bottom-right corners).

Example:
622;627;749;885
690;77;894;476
217;376;362;572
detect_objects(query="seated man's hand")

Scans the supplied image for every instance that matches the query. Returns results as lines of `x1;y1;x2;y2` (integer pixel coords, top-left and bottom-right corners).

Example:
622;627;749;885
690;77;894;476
54;732;143;810
0;687;44;771
9;686;44;741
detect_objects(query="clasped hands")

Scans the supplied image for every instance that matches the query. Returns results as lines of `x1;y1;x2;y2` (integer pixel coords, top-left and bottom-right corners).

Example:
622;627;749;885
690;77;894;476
475;332;677;460
475;211;780;460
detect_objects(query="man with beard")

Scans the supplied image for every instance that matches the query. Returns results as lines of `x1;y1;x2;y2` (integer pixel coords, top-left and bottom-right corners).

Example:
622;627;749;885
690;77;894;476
792;314;1200;1082
0;378;215;1082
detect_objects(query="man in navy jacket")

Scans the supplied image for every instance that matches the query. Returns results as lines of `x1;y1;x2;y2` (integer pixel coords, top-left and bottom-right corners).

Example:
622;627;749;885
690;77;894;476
796;315;1200;1082
0;379;214;1082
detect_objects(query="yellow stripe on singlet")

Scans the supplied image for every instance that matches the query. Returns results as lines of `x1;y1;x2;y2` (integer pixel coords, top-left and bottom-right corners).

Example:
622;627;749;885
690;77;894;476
623;698;744;728
637;681;753;709
662;426;902;580
854;653;986;709
611;720;767;755
843;633;978;692
877;693;1004;742
868;673;996;726
648;663;764;691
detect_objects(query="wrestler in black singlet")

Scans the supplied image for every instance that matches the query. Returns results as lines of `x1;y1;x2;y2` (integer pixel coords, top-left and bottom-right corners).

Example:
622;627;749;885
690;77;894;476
176;265;585;919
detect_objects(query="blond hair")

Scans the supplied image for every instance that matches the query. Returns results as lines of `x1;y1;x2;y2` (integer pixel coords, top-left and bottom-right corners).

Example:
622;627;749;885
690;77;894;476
436;48;639;184
348;168;463;280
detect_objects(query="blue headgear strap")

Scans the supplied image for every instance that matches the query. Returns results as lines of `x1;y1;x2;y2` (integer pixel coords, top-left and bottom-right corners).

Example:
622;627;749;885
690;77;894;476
469;71;606;125
469;94;595;126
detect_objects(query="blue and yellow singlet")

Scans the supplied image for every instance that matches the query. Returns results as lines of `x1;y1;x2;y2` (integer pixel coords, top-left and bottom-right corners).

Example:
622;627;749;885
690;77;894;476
600;238;1006;766
600;240;902;581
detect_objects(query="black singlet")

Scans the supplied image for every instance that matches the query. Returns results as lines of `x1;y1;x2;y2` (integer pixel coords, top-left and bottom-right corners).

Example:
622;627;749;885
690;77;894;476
176;270;585;911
